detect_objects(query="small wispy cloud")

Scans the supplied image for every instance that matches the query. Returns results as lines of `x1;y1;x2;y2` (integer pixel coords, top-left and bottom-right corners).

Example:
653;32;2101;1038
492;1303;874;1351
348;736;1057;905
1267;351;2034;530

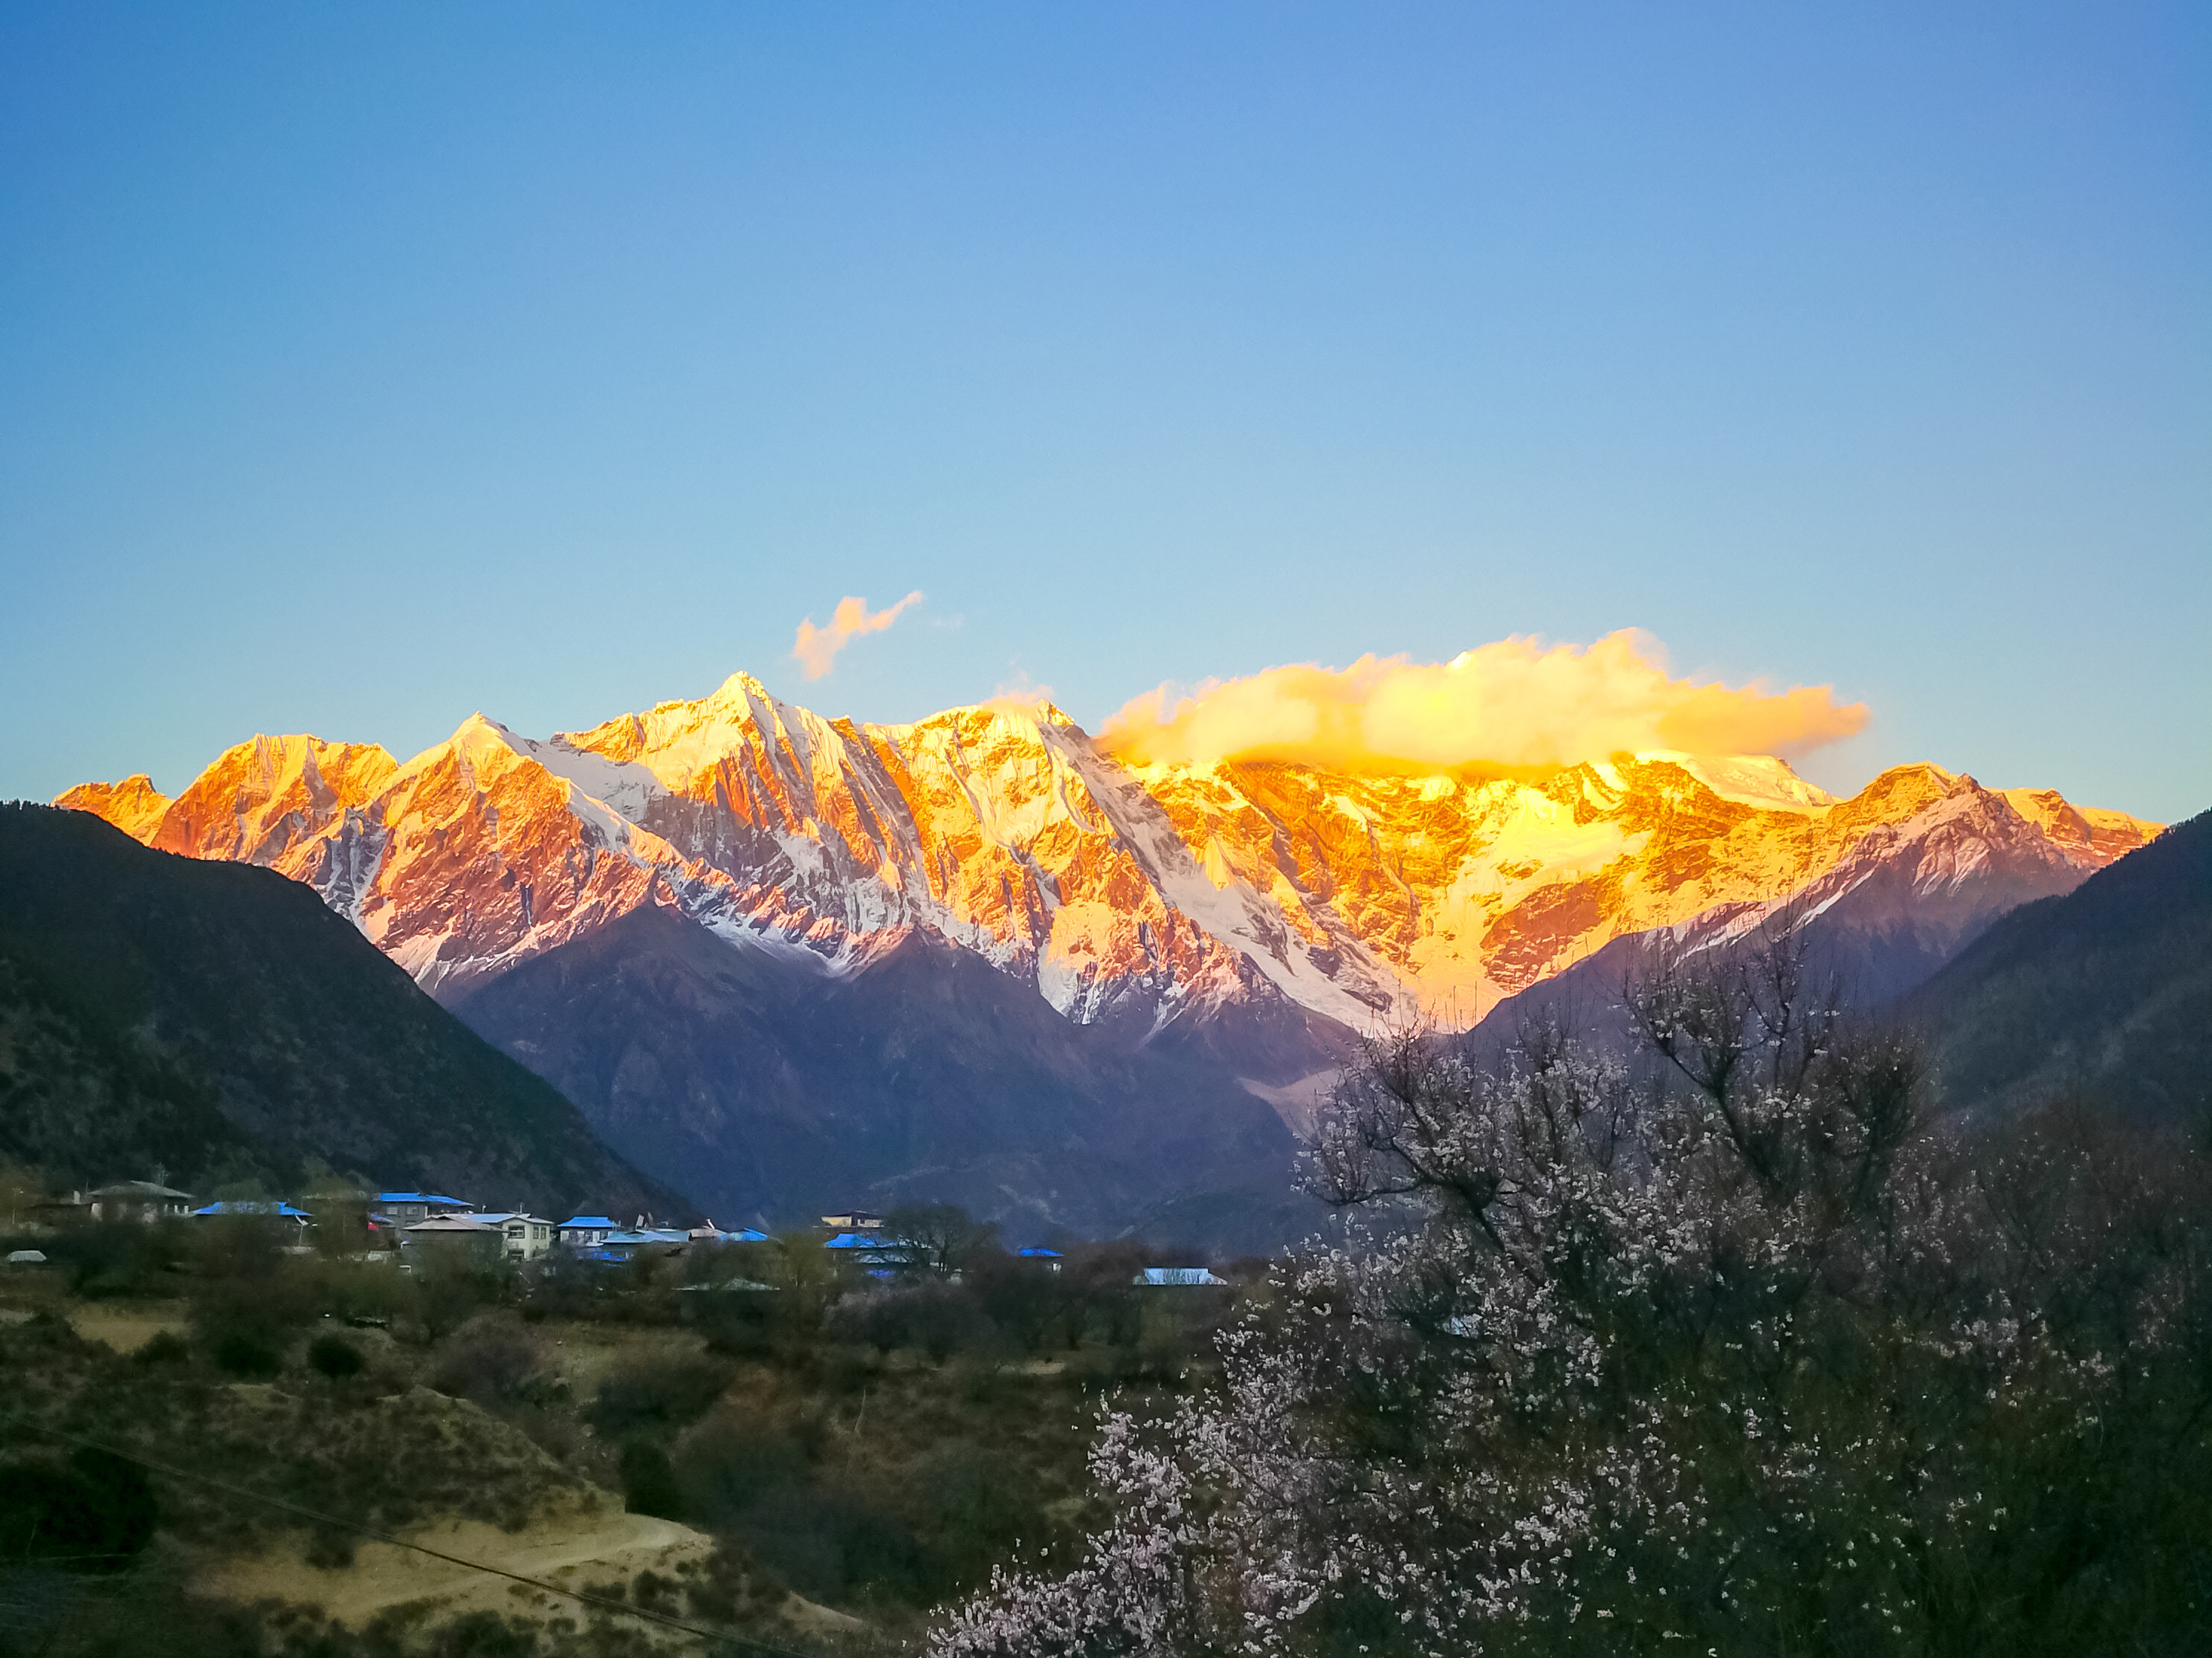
983;669;1058;713
791;591;924;680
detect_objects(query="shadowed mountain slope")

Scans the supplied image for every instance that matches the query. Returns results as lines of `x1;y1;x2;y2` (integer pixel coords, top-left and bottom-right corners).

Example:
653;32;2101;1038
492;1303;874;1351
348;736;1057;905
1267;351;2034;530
0;803;676;1215
450;905;1303;1235
1904;807;2211;1122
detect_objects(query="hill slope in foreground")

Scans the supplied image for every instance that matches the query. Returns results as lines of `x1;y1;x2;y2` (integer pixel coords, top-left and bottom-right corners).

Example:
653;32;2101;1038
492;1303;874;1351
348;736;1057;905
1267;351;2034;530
0;803;673;1215
1905;807;2212;1123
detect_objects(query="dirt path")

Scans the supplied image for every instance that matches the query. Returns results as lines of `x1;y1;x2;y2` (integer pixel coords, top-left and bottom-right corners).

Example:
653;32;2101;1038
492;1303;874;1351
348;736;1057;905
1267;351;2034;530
205;1504;715;1632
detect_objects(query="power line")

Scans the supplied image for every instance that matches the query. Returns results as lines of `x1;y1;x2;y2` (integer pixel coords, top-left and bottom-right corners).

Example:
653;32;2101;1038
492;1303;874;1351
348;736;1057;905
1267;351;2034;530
1;1413;821;1657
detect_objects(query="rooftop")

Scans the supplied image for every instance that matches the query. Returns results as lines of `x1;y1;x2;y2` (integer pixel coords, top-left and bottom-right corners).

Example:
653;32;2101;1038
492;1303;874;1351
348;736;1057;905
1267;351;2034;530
90;1180;193;1199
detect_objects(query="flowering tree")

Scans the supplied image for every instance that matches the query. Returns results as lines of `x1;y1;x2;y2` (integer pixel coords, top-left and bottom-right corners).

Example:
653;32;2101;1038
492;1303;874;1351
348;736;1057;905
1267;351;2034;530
932;936;2212;1656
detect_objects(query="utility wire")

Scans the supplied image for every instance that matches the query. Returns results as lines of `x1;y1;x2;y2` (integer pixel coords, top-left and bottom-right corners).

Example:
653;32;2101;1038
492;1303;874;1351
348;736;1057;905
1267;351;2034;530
1;1412;821;1657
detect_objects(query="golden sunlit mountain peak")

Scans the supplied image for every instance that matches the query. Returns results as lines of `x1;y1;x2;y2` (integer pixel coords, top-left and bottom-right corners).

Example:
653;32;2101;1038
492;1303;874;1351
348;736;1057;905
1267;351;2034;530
56;677;2158;1027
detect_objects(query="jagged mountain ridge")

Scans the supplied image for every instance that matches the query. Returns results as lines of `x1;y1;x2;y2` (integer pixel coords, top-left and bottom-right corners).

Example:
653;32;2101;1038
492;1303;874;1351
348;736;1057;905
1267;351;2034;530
1464;775;2157;1057
59;671;2158;1052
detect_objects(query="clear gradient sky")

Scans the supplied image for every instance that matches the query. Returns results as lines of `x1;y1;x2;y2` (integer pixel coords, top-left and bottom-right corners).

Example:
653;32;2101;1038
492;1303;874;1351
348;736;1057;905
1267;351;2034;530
2;4;2205;819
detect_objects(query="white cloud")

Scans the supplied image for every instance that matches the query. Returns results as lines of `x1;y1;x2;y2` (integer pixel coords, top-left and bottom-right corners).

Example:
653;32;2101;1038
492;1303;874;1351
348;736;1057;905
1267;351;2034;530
791;591;924;680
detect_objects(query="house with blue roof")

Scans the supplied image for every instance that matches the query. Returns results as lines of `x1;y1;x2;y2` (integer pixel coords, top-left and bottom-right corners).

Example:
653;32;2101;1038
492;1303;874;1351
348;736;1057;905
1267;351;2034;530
824;1231;916;1272
583;1227;691;1263
191;1200;314;1234
557;1216;616;1251
377;1192;474;1225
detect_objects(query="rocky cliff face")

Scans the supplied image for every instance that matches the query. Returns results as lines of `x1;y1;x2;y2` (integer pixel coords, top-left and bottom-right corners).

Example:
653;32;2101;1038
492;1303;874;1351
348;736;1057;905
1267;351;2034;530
59;672;2158;1052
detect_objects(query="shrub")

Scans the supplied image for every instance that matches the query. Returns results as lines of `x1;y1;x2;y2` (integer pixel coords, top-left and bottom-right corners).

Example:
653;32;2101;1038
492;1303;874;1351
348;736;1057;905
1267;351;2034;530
0;1449;158;1571
586;1352;734;1439
618;1439;686;1520
431;1319;552;1405
51;1219;190;1298
676;1405;811;1527
134;1329;190;1367
211;1327;283;1378
308;1333;364;1379
191;1254;316;1375
831;1281;981;1360
916;1442;1047;1587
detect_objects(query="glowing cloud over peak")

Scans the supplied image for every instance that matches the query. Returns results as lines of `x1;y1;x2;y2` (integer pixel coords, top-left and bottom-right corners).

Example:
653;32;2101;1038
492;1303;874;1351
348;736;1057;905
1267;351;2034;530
1096;631;1869;773
791;590;924;681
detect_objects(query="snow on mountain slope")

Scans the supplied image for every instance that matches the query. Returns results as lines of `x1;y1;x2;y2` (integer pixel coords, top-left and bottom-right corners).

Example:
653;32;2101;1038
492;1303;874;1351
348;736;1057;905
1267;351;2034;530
56;674;2161;1038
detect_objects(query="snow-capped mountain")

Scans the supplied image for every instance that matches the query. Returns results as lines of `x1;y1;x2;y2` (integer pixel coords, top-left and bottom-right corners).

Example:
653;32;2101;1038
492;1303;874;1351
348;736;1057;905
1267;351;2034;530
58;670;2156;1045
54;673;2159;1235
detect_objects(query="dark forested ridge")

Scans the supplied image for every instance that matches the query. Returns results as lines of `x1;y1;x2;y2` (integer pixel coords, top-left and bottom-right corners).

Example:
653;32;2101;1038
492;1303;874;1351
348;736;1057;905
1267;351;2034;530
1906;806;2212;1121
0;803;679;1214
453;904;1305;1240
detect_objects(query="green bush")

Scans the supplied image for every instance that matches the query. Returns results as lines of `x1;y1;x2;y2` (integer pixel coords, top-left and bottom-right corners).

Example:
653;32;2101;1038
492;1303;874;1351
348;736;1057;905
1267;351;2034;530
210;1327;282;1378
430;1319;552;1405
48;1219;190;1298
308;1332;364;1379
586;1352;734;1439
676;1403;812;1528
618;1438;685;1520
0;1449;158;1572
133;1329;189;1367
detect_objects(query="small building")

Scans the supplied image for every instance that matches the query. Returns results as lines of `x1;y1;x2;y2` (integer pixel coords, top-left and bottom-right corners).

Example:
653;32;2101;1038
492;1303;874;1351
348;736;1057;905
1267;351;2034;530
29;1192;94;1228
1134;1267;1229;1287
87;1181;195;1223
474;1212;556;1262
689;1221;769;1246
377;1192;475;1225
1016;1246;1064;1273
824;1230;913;1271
192;1200;314;1233
821;1209;883;1231
558;1215;617;1251
588;1227;691;1263
401;1214;505;1265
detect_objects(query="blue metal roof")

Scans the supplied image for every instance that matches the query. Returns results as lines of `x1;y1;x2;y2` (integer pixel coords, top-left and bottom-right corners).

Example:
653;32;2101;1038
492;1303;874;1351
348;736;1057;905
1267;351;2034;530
1017;1247;1063;1258
193;1200;312;1219
559;1216;616;1229
378;1192;470;1206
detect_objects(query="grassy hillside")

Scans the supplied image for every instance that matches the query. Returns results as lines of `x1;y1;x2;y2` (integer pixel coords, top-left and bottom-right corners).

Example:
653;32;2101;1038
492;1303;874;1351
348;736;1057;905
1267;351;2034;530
0;803;681;1215
1906;807;2211;1121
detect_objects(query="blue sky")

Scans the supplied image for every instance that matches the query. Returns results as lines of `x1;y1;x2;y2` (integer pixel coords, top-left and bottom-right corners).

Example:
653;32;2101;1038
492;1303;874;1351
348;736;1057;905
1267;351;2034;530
2;3;2205;818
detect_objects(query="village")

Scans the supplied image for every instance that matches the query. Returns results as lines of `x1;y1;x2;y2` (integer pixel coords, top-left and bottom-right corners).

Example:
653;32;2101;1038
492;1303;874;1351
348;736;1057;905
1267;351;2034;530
0;1165;1256;1651
7;1177;1232;1286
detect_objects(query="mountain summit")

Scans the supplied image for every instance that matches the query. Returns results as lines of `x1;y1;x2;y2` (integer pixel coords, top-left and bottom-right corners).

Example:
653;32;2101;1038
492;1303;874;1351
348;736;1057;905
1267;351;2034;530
59;676;2156;1034
56;676;2160;1234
